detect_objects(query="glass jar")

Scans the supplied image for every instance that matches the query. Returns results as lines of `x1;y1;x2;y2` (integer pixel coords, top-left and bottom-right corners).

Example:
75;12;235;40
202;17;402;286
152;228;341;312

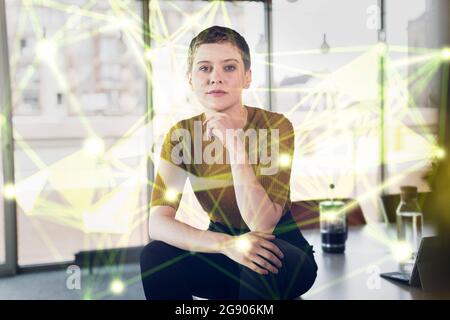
320;200;347;253
396;186;423;274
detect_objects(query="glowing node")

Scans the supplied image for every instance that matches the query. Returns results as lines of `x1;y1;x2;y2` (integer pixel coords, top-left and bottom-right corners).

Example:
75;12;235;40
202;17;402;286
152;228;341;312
119;17;133;30
442;48;450;61
279;153;292;168
235;238;251;253
36;39;57;63
3;183;16;200
144;49;153;61
110;279;125;295
391;241;413;262
435;147;446;159
322;210;339;223
82;293;92;300
83;137;105;156
375;42;387;56
165;189;178;202
185;15;197;27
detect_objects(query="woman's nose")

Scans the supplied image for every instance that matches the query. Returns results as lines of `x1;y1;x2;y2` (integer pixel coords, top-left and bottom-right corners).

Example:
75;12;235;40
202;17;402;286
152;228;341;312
209;69;223;84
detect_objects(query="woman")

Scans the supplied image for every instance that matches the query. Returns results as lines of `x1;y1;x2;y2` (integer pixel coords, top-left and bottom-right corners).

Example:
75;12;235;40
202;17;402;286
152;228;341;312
140;26;317;300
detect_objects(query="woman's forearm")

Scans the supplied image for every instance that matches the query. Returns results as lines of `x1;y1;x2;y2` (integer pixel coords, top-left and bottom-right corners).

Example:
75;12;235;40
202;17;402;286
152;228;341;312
231;163;279;233
228;137;280;233
149;211;232;254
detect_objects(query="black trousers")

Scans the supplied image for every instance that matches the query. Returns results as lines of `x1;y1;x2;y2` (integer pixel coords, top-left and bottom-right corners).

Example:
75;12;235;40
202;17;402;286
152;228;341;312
139;210;318;300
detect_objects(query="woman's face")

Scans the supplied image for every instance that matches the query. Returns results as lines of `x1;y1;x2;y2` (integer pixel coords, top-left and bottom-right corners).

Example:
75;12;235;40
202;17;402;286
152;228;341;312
188;42;252;112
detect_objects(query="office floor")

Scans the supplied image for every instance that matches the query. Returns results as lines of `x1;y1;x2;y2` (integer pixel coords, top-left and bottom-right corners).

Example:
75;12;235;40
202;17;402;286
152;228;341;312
0;264;145;300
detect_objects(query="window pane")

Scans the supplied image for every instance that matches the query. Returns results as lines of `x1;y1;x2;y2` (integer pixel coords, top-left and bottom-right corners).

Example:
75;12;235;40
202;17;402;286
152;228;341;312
385;0;443;195
0;154;4;264
272;0;380;221
149;1;267;228
5;0;148;265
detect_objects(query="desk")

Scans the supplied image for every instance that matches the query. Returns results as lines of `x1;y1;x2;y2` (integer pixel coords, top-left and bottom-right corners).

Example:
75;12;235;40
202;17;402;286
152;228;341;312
300;223;450;299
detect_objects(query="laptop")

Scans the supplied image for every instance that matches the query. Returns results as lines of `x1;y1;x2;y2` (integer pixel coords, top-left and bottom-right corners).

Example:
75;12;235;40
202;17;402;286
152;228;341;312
380;236;450;290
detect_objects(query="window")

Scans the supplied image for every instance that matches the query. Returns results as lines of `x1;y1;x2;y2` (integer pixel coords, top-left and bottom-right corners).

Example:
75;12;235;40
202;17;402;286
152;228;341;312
5;0;148;265
384;0;442;195
272;0;381;222
0;185;4;265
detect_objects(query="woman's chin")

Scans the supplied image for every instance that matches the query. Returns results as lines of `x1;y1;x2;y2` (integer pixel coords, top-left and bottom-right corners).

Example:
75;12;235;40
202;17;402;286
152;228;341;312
203;103;229;112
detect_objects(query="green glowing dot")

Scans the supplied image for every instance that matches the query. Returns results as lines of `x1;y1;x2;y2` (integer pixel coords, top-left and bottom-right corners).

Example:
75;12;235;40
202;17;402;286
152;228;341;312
144;49;153;61
36;39;57;63
83;137;105;156
165;189;178;202
435;148;446;159
3;183;16;200
110;279;125;295
236;238;251;253
279;153;291;168
442;48;450;61
376;42;387;56
391;241;413;262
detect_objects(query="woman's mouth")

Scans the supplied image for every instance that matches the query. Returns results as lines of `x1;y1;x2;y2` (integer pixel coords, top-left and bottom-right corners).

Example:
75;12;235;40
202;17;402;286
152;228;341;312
207;90;227;97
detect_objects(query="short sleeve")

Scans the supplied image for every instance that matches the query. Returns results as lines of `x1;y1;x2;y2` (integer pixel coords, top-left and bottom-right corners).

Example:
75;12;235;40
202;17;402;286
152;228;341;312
256;117;294;208
150;123;189;211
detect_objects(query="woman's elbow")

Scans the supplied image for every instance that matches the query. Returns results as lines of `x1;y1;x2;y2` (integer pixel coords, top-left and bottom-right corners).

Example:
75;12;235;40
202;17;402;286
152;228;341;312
147;206;176;240
147;214;158;241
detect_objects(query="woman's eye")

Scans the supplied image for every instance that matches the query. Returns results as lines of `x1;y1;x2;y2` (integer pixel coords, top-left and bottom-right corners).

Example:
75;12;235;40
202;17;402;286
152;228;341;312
224;65;236;71
199;65;210;72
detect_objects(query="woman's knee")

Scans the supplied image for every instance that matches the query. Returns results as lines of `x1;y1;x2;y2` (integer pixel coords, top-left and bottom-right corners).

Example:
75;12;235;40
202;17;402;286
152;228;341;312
288;263;317;299
271;238;318;298
272;238;316;267
238;238;317;299
139;241;188;299
140;240;182;270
